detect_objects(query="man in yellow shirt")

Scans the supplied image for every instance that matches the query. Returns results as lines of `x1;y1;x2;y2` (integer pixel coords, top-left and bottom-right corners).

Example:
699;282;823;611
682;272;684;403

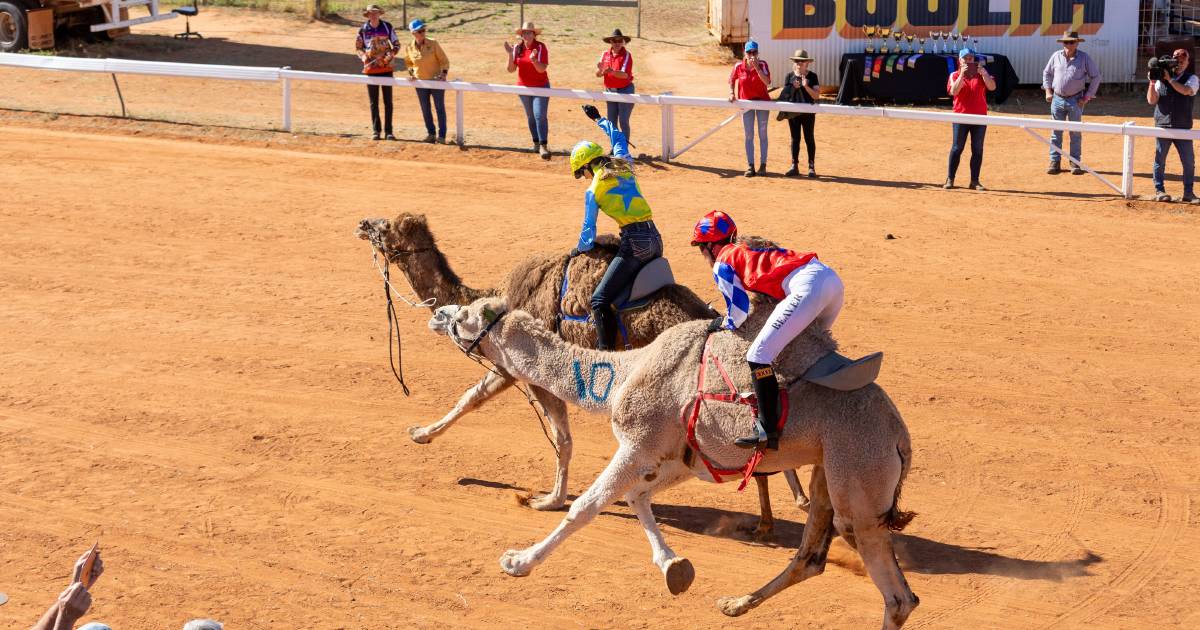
404;19;451;143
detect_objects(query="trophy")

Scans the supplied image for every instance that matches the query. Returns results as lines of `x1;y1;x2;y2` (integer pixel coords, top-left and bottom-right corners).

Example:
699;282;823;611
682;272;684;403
905;33;915;54
951;32;961;52
917;36;925;54
864;25;876;54
879;27;891;54
893;30;903;53
960;31;968;51
931;31;942;53
973;36;980;50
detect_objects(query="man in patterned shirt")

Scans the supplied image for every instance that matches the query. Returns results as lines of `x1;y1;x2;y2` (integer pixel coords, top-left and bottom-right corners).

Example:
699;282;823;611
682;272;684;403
355;4;399;140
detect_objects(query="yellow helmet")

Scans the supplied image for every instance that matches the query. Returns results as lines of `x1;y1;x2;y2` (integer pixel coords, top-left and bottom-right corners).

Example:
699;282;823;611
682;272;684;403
570;140;605;177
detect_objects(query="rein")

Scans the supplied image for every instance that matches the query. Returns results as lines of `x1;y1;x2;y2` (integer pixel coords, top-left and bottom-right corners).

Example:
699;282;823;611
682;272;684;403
447;310;560;458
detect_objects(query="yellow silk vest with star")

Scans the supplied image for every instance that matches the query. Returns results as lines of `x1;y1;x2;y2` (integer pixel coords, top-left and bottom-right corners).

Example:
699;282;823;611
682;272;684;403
588;168;652;226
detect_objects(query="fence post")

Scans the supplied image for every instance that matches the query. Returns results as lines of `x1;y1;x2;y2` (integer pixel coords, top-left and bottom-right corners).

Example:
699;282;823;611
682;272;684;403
1122;122;1135;199
281;66;292;132
456;88;465;146
636;0;641;38
660;92;673;162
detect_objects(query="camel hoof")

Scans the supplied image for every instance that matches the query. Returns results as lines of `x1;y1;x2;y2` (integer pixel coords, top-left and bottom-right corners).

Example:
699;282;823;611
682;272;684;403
525;493;567;512
664;557;695;595
499;550;532;577
716;595;756;617
739;519;775;542
795;497;811;513
408;426;433;445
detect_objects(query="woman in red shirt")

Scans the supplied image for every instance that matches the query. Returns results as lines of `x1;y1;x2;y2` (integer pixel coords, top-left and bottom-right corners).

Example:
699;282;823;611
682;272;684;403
729;40;772;178
945;48;996;190
597;29;635;142
505;21;551;159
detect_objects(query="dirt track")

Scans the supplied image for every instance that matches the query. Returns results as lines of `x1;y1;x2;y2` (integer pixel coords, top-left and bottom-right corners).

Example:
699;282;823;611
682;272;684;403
3;7;1200;629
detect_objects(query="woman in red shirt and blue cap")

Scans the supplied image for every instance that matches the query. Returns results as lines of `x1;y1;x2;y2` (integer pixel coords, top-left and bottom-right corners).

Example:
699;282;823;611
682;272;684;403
691;210;844;449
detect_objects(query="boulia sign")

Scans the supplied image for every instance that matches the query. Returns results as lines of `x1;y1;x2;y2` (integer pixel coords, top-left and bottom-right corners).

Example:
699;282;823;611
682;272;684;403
774;0;1106;39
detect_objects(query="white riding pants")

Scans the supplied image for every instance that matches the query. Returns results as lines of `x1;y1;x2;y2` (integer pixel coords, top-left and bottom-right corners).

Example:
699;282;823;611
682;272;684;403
746;260;844;364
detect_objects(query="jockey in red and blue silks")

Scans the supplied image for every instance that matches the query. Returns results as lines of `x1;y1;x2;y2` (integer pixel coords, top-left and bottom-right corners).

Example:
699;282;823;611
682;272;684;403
692;210;844;450
569;104;662;350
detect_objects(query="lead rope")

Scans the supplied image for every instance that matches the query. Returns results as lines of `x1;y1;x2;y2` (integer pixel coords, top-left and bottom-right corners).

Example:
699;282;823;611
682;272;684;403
383;264;411;396
458;347;560;458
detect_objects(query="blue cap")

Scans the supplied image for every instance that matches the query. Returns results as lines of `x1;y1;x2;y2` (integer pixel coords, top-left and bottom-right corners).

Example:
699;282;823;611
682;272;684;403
408;18;426;31
744;39;759;52
959;47;976;59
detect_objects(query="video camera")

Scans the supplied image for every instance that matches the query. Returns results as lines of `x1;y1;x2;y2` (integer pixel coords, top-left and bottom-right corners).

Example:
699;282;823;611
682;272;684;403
1148;55;1180;80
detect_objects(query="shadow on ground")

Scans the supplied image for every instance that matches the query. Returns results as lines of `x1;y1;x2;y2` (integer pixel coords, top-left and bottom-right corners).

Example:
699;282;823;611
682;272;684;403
458;476;1103;582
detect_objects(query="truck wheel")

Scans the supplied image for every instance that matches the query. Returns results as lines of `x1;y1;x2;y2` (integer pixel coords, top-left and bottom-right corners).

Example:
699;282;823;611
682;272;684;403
0;1;27;53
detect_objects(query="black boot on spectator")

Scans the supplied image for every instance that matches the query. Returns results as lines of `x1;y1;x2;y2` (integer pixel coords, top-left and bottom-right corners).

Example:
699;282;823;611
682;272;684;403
1047;162;1061;174
785;163;800;177
757;163;767;176
1071;166;1085;175
808;162;817;178
744;166;756;178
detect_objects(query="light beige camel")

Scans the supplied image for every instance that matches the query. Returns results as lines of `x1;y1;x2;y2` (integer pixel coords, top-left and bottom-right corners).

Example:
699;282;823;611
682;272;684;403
356;214;807;529
430;297;919;629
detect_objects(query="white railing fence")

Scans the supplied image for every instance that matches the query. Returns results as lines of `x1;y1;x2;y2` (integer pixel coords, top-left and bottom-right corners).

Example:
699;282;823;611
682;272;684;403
2;52;1197;199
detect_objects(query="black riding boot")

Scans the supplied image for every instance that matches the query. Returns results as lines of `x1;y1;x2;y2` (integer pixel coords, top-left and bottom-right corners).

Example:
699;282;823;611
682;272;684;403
735;362;780;450
592;306;618;351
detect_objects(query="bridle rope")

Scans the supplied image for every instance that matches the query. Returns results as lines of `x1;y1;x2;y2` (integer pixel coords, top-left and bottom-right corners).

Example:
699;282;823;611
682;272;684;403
447;311;560;457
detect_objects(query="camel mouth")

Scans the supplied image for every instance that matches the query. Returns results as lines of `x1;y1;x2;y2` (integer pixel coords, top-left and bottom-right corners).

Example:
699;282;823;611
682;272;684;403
355;217;388;241
429;305;460;335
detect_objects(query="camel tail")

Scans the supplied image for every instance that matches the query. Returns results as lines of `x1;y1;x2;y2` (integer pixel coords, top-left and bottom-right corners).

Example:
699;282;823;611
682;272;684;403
883;443;917;532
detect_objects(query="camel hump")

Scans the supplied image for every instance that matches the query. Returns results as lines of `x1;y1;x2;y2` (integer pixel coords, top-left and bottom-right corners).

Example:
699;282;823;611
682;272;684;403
803;351;883;391
618;257;675;306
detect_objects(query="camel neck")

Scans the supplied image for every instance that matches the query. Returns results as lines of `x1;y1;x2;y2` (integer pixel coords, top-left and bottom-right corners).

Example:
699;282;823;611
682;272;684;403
494;316;642;413
396;249;487;311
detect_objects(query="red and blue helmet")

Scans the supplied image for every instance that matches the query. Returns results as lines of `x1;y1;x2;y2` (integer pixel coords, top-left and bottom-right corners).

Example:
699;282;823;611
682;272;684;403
691;210;737;245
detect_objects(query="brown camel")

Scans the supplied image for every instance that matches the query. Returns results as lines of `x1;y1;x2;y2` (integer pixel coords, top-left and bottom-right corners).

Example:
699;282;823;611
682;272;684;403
355;213;806;531
432;297;918;628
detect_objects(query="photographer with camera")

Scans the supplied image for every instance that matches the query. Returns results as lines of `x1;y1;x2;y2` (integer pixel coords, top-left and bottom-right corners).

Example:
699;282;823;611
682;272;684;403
1146;48;1198;203
944;48;996;191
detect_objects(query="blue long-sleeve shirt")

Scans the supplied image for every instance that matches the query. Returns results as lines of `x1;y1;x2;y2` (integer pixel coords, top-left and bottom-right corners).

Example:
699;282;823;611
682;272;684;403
576;117;642;251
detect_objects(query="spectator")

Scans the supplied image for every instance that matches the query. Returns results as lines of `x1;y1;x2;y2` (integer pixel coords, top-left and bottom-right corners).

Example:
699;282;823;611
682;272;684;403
729;39;771;177
505;21;551;159
1042;30;1100;175
32;547;105;630
404;18;450;143
945;47;996;190
1146;48;1198;203
355;4;399;141
777;49;819;178
597;29;635;143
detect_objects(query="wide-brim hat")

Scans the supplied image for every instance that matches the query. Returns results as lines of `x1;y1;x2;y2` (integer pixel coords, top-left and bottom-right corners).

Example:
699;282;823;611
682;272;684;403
789;48;813;61
603;28;631;44
362;4;383;17
515;21;541;35
1056;30;1084;43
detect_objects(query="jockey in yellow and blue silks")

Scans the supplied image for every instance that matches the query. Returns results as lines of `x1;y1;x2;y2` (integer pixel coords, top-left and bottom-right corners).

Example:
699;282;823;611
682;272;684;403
570;104;662;350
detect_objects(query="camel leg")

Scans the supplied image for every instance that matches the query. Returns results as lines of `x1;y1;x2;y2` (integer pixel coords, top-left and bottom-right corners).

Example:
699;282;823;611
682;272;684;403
784;469;810;512
500;446;641;578
744;476;775;540
408;370;513;444
625;463;694;595
717;465;835;617
855;520;919;630
524;386;572;512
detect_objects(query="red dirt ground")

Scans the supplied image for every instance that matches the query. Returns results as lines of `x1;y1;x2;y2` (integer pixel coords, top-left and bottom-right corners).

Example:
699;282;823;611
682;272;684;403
1;8;1199;630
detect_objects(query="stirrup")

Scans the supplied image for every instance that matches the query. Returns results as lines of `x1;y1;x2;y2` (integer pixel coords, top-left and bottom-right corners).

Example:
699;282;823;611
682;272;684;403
734;422;778;450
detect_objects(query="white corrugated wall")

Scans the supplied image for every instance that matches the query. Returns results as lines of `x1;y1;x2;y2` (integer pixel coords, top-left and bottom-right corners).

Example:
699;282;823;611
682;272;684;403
708;0;751;45
743;1;1138;91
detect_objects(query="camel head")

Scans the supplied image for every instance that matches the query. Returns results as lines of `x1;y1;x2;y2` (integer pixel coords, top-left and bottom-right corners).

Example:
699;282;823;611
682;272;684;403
430;296;516;357
355;212;436;263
